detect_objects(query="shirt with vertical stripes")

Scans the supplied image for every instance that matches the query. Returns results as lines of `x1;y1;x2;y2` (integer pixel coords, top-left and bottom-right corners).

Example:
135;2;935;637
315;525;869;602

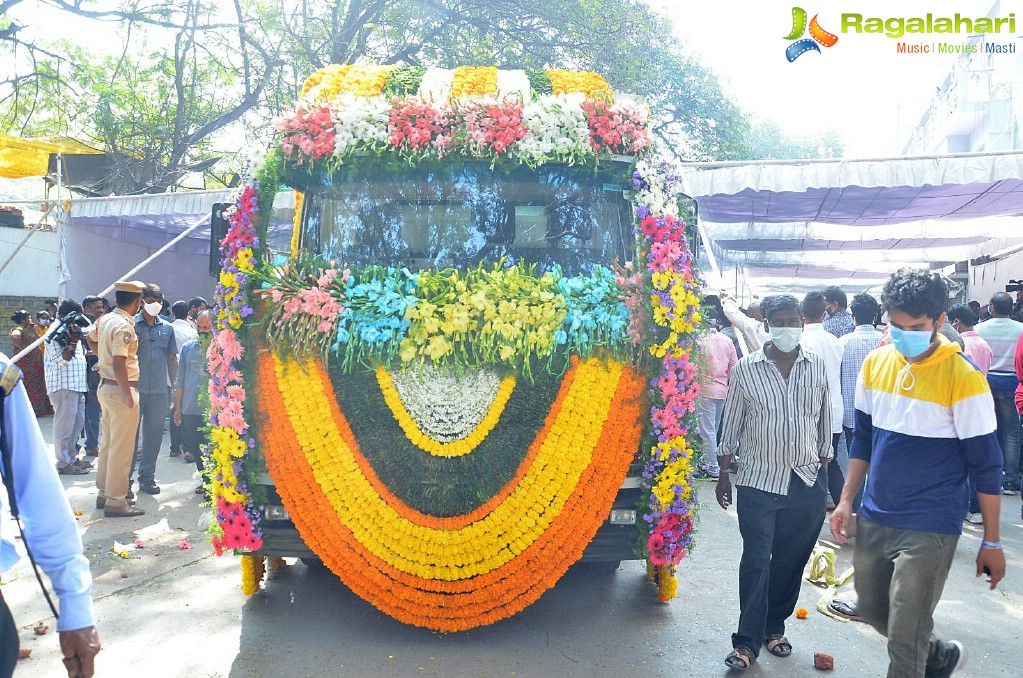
719;345;833;495
839;324;883;429
975;317;1023;390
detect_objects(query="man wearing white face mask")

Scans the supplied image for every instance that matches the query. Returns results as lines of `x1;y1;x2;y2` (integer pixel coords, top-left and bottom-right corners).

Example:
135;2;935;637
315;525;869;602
128;284;177;497
716;294;832;672
831;268;1005;677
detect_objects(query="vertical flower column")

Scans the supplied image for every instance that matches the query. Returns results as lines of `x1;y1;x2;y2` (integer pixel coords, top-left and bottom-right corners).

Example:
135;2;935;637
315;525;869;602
632;157;702;602
208;178;264;562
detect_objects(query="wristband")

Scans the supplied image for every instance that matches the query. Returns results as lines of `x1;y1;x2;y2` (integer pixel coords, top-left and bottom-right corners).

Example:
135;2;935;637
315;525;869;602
980;540;1003;550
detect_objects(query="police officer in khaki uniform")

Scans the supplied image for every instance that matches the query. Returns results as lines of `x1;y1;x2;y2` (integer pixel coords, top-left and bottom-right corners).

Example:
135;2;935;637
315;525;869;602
88;280;146;517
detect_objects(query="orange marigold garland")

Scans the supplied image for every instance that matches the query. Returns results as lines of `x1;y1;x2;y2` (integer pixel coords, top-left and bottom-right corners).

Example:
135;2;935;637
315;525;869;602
254;354;644;630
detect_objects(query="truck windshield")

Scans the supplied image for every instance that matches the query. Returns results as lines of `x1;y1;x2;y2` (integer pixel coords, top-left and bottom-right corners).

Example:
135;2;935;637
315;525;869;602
298;161;634;274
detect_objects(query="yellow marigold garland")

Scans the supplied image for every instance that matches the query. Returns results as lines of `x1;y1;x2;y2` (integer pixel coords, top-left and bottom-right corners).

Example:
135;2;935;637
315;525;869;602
254;353;645;630
299;64;396;105
274;355;621;580
545;69;612;99
449;66;499;100
290;190;303;257
376;368;516;457
241;554;264;595
300;64;352;99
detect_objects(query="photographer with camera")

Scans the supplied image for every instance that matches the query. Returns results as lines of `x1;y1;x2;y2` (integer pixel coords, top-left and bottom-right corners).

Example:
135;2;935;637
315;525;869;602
43;300;93;475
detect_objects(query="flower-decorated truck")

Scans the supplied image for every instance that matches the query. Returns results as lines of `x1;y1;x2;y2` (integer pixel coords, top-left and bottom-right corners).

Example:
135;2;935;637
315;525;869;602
206;65;703;631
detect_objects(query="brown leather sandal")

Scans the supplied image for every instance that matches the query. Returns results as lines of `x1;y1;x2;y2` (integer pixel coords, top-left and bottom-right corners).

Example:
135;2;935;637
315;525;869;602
724;646;754;670
765;634;793;657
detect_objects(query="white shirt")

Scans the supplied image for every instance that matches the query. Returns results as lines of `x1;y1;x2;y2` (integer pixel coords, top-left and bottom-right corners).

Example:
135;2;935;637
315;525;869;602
170;319;198;387
721;297;769;354
171;319;198;359
801;323;844;434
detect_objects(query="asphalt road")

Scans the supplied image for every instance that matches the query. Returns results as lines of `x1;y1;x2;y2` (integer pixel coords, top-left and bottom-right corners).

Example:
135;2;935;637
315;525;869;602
3;416;1020;677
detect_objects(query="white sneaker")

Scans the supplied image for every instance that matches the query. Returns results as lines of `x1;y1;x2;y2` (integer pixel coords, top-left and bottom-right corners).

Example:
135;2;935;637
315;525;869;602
698;464;720;480
964;512;983;525
949;640;967;674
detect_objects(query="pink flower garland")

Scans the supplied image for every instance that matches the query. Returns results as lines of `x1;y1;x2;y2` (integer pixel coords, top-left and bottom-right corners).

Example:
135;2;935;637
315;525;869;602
582;100;652;155
463;100;528;156
207;179;264;552
276;107;336;164
389;100;459;156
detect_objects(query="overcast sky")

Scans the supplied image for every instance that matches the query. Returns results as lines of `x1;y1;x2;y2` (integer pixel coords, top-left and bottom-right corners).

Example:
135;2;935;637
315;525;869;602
650;0;1017;156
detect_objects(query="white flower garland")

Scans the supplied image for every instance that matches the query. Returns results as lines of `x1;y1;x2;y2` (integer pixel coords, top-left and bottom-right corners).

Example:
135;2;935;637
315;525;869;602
389;366;502;443
332;94;391;158
417;68;455;103
496;69;531;103
634;155;683;218
516;94;591;166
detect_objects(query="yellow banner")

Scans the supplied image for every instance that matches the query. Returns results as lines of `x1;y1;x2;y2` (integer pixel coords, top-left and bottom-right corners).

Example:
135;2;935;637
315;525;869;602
0;135;102;179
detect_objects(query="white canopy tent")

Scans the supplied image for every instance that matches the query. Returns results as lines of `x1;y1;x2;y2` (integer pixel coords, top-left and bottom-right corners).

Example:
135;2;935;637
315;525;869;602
680;150;1023;296
59;189;295;303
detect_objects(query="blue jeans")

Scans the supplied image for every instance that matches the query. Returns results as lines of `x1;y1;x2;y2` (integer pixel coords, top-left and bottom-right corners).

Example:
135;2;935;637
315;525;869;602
733;471;827;656
991;389;1020;489
84;387;100;449
697;396;725;469
131;391;168;486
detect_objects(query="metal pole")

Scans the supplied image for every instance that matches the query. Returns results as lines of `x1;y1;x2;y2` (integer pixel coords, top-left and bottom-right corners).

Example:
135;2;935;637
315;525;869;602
10;217;209;363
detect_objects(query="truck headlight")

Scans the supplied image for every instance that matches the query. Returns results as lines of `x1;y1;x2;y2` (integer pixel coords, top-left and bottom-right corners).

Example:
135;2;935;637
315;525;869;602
608;509;636;525
264;505;290;521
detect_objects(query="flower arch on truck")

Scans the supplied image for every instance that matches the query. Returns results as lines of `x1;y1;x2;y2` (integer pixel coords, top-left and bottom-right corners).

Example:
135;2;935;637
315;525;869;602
207;64;704;630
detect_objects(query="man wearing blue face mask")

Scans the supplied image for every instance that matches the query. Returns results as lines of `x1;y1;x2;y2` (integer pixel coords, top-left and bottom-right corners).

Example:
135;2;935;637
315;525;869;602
128;284;178;497
830;268;1005;678
716;294;832;671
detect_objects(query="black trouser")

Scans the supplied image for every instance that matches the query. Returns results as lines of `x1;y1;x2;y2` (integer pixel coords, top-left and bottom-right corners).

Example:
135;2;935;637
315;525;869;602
0;589;18;678
180;413;207;474
828;432;846;504
841;426;864;512
733;470;827;657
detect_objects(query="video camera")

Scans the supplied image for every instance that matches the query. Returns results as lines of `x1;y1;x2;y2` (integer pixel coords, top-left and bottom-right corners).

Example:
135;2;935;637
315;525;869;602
1006;280;1023;293
45;311;92;349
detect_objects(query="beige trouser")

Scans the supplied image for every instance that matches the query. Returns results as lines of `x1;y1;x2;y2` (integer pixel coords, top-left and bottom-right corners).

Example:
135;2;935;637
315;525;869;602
96;383;140;508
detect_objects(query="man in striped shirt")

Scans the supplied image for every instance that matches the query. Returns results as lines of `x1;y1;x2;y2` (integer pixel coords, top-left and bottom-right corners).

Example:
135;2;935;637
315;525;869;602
716;294;832;671
975;291;1023;494
831;269;1005;677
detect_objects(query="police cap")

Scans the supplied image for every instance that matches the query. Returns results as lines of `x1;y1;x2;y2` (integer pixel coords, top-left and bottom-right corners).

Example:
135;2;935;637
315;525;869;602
113;280;146;293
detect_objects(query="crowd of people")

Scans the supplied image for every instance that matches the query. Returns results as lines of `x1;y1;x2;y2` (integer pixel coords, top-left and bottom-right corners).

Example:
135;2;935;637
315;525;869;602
5;288;212;505
2;284;213;674
699;268;1011;676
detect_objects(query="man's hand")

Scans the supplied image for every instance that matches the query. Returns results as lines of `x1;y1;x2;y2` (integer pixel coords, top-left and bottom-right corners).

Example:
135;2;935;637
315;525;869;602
59;626;101;677
976;546;1006;590
715;475;732;509
719;289;730;301
121;391;135;409
173;410;182;427
830;501;854;544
